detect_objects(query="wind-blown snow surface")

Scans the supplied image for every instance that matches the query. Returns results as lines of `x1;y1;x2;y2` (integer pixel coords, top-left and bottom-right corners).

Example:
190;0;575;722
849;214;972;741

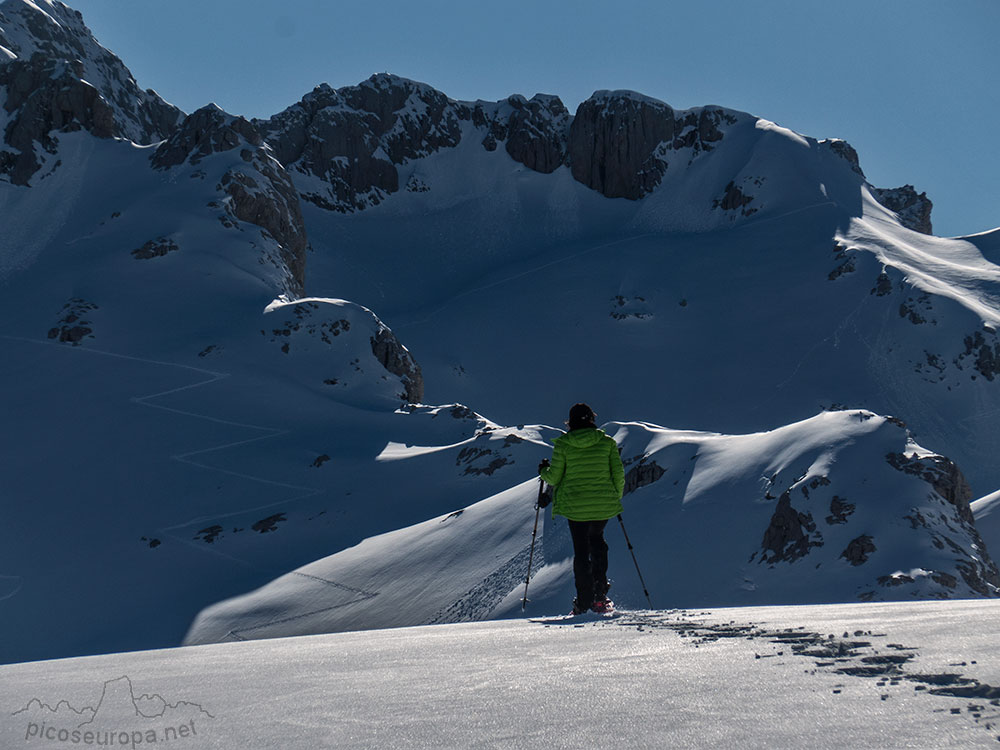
186;411;997;646
5;601;1000;749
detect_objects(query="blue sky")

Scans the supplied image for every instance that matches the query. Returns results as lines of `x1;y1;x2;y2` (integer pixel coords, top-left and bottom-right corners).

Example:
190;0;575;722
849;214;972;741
69;0;998;237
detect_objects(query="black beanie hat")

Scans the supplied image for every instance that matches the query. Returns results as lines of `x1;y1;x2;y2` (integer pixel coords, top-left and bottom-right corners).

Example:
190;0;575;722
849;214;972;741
568;403;597;430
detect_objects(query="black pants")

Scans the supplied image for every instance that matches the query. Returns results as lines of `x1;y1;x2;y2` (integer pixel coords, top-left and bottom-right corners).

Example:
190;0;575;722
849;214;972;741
567;519;609;607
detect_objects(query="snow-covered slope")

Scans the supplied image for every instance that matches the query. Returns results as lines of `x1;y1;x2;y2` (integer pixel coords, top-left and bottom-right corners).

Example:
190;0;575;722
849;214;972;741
6;601;1000;749
185;411;997;645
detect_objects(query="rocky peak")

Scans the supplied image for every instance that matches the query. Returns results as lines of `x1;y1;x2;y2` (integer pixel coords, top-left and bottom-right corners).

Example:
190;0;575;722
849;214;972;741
153;105;308;295
820;138;865;178
568;90;741;200
820;138;933;234
255;74;464;212
472;92;570;174
870;185;933;235
0;0;181;184
151;104;262;169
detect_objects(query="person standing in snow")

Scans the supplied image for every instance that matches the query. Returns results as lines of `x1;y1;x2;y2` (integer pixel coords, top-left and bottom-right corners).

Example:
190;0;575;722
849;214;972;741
538;403;625;614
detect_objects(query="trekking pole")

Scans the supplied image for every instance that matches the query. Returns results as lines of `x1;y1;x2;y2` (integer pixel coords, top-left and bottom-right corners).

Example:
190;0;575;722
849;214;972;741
617;514;653;609
521;478;545;611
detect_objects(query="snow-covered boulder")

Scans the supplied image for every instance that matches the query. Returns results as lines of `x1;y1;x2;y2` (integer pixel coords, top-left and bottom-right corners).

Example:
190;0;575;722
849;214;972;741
258;297;423;405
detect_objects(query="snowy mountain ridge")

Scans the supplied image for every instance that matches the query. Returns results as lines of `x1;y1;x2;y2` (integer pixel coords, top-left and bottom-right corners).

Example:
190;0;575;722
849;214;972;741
255;71;934;236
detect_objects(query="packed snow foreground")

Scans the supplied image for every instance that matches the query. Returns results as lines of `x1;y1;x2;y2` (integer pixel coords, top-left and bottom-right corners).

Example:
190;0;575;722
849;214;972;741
5;601;1000;748
5;5;1000;735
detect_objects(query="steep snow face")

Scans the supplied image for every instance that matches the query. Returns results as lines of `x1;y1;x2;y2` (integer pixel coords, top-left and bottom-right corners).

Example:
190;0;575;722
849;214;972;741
0;0;181;183
185;410;998;646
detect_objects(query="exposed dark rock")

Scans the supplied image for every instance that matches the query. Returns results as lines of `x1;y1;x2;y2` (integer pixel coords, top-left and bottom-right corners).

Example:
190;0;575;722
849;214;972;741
251;513;286;533
871;270;893;296
886;451;974;525
760;491;823;564
47;298;97;345
131;238;178;259
898;295;932;325
370;323;424;403
0;0;181;143
870;185;933;235
256;75;464;212
931;571;958;589
624;459;666;495
820;138;865;178
195;525;223;544
0;1;181;184
878;572;914;587
886;450;1000;595
568;92;675;200
801;475;831;499
456;445;510;476
567;92;738;200
0;56;116;183
713;180;757;216
825;496;855;525
959;331;1000;381
502;94;569;174
153;106;307;292
151;105;262;169
828;258;856;281
841;534;876;566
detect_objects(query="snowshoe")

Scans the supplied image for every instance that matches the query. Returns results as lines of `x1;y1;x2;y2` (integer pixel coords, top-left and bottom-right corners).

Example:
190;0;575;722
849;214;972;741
591;598;614;614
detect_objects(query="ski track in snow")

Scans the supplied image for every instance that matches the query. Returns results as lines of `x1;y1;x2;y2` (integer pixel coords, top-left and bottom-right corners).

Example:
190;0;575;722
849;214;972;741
1;334;322;570
428;540;542;625
537;609;1000;743
223;571;380;642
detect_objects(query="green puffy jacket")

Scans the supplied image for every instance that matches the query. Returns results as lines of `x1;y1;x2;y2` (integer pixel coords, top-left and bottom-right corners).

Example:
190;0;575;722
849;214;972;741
540;427;625;521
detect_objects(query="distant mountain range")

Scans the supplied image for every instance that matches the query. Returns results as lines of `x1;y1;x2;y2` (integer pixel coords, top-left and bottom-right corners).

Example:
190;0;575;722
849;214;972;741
1;0;998;664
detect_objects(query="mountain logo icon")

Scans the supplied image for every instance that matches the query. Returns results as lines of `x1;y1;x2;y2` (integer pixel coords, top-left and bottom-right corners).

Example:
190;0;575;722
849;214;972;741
12;675;214;745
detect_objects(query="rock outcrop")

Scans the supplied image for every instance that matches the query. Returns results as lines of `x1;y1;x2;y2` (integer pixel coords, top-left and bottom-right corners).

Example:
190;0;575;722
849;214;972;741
371;322;424;403
820;140;933;235
870;185;933;235
152;105;307;293
568;92;739;200
0;0;181;184
472;93;570;173
886;450;999;595
759;491;823;564
255;75;464;212
257;76;750;210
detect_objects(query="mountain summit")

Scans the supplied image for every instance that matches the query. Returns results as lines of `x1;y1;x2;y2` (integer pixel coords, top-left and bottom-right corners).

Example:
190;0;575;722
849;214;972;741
0;0;181;183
